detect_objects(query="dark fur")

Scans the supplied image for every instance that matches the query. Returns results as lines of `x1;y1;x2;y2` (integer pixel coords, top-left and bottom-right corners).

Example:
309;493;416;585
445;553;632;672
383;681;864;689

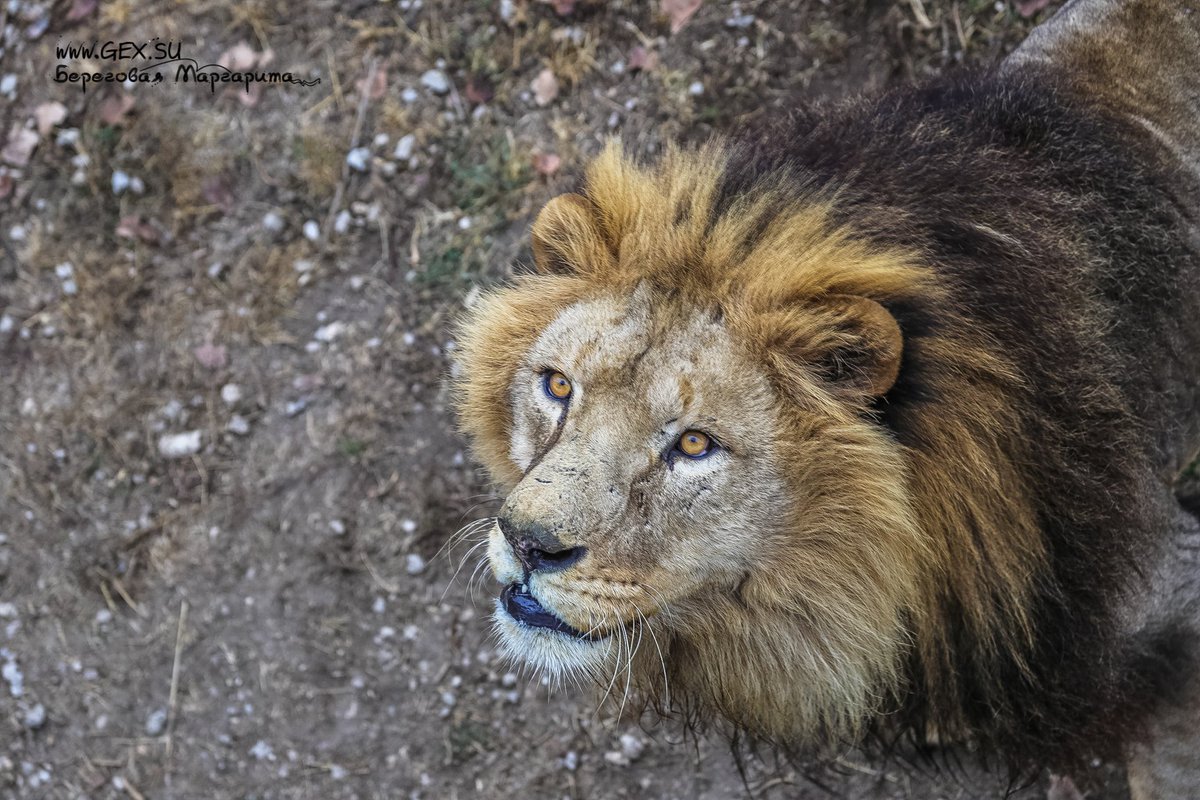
716;70;1200;772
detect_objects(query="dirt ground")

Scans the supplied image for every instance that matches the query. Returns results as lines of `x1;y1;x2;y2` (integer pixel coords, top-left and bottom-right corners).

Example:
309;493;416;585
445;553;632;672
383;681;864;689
0;0;1156;798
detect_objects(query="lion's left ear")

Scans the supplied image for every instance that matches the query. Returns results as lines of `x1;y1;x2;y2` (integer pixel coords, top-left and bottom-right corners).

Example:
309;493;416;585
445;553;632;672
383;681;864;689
530;193;612;276
760;294;903;399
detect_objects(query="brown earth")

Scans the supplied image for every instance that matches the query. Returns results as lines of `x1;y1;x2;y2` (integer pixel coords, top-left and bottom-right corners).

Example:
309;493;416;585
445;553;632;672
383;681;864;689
0;0;1150;797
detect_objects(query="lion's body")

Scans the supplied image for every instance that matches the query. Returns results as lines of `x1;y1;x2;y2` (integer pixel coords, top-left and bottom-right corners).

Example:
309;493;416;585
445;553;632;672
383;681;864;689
456;1;1200;794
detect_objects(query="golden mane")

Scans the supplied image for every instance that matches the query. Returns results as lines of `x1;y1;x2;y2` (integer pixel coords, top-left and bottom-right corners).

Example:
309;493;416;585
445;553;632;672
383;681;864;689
460;142;1049;743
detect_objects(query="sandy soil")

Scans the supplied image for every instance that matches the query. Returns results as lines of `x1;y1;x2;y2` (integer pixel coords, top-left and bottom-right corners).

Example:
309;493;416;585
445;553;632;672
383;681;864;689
0;0;1151;797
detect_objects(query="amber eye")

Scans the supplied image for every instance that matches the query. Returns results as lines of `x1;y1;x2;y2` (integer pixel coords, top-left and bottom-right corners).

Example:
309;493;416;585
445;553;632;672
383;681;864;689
543;371;572;401
676;430;712;459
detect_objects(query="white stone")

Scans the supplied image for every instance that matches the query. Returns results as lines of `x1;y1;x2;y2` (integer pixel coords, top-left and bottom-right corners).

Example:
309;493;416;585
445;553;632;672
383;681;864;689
220;384;242;405
302;220;321;242
145;708;167;736
227;415;251;436
619;733;645;761
262;211;285;232
405;553;426;575
393;134;415;161
158;430;202;458
111;170;130;194
346;147;371;172
314;321;345;342
334;210;351;235
24;703;45;729
420;69;450;95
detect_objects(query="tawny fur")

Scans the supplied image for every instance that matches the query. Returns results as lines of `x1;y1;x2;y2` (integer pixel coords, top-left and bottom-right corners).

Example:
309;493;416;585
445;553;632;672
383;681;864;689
455;0;1200;790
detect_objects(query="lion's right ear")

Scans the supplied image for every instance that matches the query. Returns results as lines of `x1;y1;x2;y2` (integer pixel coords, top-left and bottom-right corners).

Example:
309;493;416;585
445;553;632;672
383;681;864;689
530;193;612;275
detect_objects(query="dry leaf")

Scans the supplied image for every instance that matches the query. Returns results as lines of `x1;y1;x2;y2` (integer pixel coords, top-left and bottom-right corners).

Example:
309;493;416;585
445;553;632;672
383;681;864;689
1046;775;1084;800
465;76;494;105
65;0;97;21
98;93;135;125
541;0;576;15
219;41;259;71
193;343;228;369
2;126;38;167
1015;0;1052;17
34;102;67;136
531;68;559;106
201;174;235;212
233;82;263;108
628;46;660;72
115;215;160;243
532;152;561;176
356;67;388;100
662;0;702;34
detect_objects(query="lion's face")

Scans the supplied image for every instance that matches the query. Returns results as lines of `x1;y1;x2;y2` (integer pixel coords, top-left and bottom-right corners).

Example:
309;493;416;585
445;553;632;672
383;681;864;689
457;145;933;742
486;283;790;678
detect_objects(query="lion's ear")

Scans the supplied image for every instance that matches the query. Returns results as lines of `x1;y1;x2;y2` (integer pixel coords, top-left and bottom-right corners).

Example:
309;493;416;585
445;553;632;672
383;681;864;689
530;193;611;275
762;294;903;399
807;294;903;397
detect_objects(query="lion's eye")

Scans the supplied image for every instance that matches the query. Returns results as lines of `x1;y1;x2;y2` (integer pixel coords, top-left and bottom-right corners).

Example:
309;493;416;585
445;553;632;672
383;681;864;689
676;430;712;459
543;371;573;401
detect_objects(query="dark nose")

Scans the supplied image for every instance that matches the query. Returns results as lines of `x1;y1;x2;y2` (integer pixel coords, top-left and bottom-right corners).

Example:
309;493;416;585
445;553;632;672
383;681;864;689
497;516;586;573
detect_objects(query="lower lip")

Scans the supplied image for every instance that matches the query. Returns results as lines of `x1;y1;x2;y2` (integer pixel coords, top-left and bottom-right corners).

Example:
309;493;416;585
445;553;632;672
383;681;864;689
501;583;592;638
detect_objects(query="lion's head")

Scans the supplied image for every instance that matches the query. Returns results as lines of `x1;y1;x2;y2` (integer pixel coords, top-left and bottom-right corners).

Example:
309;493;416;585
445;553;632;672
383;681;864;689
454;143;1013;744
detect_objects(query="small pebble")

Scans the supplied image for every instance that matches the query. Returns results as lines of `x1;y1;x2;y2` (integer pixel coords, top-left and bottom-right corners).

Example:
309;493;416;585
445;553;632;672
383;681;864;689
726;8;755;27
220;384;242;405
345;147;371;172
421;69;451;95
111;170;130;194
405;553;427;575
158;431;202;459
619;733;645;761
333;210;351;235
314;321;346;342
563;751;579;771
302;220;321;242
394;134;416;161
227;415;251;436
250;740;275;761
329;519;346;535
284;399;308;417
24;703;46;730
261;211;284;232
401;87;419;104
144;708;167;736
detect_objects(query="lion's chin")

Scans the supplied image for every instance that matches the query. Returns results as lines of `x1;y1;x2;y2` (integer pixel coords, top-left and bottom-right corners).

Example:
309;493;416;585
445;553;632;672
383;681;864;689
492;597;614;679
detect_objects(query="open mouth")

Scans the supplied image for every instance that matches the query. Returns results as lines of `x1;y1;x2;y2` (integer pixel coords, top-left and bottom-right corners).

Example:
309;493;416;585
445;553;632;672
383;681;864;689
501;583;600;639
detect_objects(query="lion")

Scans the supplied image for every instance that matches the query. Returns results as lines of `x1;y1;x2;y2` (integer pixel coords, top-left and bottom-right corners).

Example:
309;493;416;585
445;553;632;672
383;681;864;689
454;0;1200;795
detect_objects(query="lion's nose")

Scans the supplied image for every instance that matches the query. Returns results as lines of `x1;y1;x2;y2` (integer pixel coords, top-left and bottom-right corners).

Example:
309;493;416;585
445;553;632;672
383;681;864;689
497;516;587;573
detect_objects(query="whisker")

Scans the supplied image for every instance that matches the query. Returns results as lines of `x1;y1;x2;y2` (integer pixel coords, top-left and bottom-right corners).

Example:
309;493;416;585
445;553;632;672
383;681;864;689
433;517;493;563
440;539;490;601
638;606;671;711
